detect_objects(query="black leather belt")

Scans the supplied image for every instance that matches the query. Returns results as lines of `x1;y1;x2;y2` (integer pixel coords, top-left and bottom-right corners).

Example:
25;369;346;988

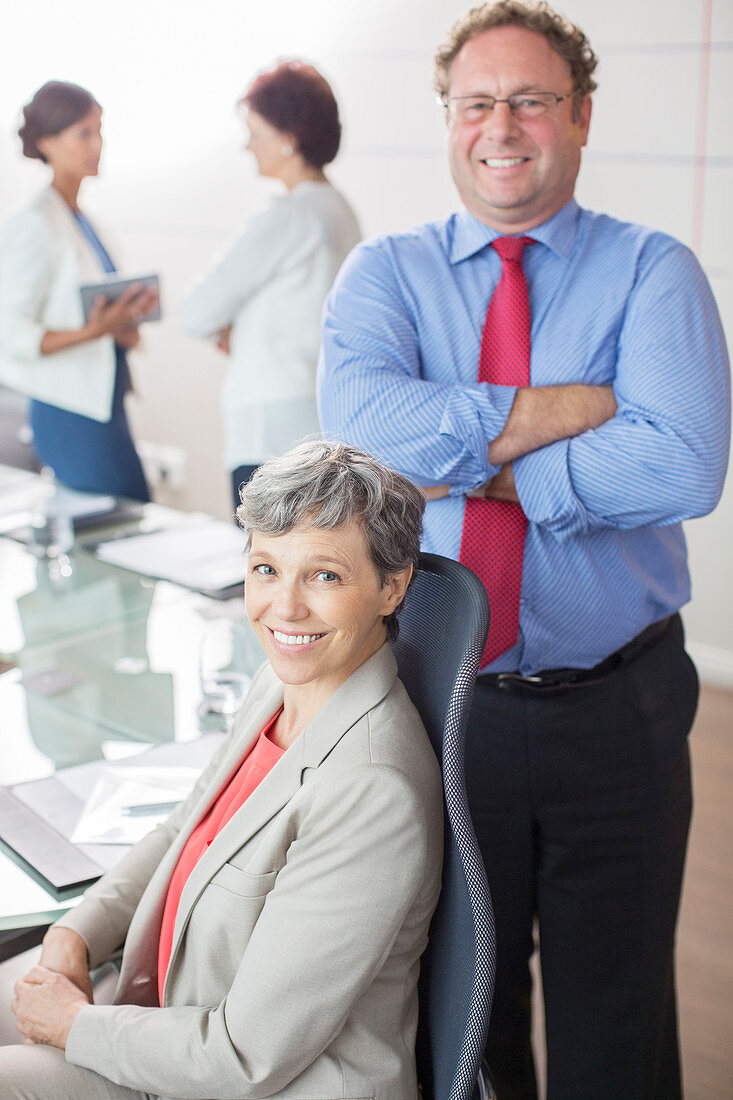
479;615;676;697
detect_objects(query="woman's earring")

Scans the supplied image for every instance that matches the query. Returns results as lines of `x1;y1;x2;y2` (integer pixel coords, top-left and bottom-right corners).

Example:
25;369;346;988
281;144;294;157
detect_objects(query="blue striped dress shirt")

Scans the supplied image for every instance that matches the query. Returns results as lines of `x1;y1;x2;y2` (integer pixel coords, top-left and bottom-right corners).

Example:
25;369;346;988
318;199;730;675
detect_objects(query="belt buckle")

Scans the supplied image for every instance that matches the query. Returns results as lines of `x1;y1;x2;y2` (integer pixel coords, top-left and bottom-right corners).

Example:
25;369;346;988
495;671;581;696
495;672;544;693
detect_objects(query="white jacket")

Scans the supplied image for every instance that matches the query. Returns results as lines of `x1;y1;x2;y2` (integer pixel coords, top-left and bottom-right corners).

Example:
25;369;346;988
0;186;116;422
181;181;361;468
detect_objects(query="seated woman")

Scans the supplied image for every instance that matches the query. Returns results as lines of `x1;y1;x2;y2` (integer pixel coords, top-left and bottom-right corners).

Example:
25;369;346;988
5;440;443;1100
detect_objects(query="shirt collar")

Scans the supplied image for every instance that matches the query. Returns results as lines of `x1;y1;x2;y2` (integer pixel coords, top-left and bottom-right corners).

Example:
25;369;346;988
448;197;580;265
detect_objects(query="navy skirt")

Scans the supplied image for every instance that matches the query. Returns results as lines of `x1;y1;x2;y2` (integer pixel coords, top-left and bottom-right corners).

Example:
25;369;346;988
30;347;150;503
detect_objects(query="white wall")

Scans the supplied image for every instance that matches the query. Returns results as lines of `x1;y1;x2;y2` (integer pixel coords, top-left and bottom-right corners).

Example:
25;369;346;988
1;0;731;681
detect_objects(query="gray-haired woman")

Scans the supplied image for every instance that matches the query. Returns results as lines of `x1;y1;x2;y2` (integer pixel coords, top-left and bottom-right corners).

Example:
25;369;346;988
7;441;443;1100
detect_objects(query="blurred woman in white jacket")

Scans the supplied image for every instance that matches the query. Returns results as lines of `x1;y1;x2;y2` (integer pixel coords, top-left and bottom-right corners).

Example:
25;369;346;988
0;81;156;500
181;61;361;511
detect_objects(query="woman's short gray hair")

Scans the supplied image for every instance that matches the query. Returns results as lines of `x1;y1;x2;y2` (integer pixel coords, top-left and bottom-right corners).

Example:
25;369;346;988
236;440;425;641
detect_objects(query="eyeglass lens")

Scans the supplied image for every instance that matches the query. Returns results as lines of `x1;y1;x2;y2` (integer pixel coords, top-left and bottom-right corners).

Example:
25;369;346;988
448;93;565;122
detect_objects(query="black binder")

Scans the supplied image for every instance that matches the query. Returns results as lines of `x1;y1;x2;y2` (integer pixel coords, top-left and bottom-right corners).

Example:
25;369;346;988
0;785;104;901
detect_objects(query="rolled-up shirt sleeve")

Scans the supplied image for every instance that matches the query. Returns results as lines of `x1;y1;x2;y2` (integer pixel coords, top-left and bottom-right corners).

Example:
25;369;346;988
319;239;516;491
514;241;730;540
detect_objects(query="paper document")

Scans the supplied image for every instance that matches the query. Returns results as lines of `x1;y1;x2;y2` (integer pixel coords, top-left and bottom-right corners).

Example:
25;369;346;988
94;518;249;593
71;765;200;845
2;735;224;904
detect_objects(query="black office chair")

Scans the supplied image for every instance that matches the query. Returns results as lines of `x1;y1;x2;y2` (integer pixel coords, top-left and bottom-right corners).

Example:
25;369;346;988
391;553;496;1100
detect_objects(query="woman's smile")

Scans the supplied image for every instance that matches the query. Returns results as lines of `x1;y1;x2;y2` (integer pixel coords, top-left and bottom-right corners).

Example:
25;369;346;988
269;627;327;648
246;520;408;702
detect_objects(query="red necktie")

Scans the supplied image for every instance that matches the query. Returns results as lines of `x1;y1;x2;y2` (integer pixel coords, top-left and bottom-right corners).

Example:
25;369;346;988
459;236;534;669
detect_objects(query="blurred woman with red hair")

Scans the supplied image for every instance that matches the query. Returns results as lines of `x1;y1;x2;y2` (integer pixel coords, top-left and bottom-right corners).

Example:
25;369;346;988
182;61;361;510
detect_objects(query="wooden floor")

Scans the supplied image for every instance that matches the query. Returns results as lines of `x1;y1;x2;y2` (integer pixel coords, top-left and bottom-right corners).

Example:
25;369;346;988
676;685;733;1099
530;684;733;1099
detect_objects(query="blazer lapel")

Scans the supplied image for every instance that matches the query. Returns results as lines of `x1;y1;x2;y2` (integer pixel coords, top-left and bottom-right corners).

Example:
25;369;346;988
174;643;398;902
117;672;283;1001
159;678;283;886
162;645;399;997
299;643;398;771
41;187;103;281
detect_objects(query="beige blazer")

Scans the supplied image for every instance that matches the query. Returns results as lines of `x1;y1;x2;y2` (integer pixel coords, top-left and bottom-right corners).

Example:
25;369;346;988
57;644;443;1099
0;186;116;421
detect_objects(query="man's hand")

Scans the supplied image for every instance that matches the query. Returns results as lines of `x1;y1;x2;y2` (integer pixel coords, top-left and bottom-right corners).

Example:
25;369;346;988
12;966;89;1049
468;463;518;503
422;463;518;503
422;384;615;503
38;926;93;1003
421;484;450;500
489;383;617;465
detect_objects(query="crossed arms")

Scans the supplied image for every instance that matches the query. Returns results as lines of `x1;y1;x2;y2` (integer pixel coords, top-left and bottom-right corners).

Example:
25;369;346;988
424;382;617;501
318;234;729;537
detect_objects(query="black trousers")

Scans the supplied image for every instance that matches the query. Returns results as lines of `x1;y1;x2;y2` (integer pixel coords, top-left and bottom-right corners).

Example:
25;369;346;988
465;620;698;1099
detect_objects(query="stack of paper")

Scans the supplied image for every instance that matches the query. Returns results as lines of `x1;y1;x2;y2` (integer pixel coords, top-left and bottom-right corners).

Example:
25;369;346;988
71;765;200;845
95;517;249;594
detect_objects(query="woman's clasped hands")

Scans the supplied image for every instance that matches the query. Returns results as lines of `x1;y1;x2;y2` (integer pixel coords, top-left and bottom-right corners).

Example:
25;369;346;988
11;926;93;1050
11;967;89;1050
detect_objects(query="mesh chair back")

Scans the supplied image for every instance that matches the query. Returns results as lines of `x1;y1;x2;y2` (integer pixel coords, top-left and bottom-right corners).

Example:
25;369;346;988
391;553;495;1100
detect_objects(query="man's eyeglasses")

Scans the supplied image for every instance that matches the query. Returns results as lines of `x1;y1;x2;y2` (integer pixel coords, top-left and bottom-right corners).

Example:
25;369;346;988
441;91;575;124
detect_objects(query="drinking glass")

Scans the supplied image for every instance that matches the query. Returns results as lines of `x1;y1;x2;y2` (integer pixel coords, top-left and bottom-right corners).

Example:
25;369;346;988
198;620;251;719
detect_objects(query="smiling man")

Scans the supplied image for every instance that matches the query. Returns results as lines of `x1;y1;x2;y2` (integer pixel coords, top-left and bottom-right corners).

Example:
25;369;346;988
318;2;730;1097
445;22;590;233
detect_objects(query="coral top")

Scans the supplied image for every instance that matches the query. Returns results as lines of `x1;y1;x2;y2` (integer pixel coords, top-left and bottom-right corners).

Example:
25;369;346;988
157;710;284;1001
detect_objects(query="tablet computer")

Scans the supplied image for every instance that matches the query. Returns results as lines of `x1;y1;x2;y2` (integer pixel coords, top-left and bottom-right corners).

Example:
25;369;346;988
79;273;161;323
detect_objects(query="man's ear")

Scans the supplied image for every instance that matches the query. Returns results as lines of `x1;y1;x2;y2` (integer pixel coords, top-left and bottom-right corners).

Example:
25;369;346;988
577;94;592;145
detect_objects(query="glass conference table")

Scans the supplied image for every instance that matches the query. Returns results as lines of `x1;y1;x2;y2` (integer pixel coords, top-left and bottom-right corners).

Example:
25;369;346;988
0;469;264;958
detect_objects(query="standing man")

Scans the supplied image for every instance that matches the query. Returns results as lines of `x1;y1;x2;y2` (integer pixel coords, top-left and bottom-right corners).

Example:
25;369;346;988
318;2;730;1097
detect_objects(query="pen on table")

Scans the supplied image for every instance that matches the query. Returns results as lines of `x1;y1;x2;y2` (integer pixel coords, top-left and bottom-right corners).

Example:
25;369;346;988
121;800;180;817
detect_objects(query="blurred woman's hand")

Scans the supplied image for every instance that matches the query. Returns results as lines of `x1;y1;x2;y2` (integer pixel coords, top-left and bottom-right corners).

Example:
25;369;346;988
86;284;158;340
39;285;157;355
112;324;141;349
215;326;232;355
